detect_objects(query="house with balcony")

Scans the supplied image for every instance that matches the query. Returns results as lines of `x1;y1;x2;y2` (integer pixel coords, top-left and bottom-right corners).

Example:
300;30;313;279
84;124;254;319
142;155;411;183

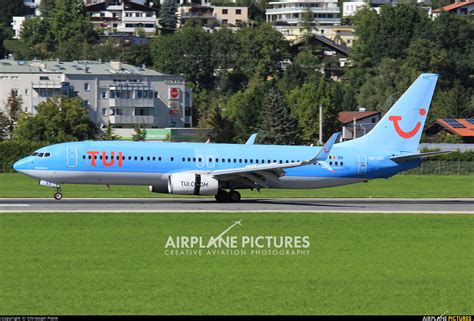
85;0;158;34
0;59;193;134
266;0;341;26
177;4;218;27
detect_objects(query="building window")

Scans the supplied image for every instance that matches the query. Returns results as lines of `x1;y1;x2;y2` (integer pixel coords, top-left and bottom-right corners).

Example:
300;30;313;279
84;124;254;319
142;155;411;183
38;88;53;97
222;9;228;14
236;9;242;15
135;108;151;116
40;76;49;81
84;83;90;91
101;91;107;99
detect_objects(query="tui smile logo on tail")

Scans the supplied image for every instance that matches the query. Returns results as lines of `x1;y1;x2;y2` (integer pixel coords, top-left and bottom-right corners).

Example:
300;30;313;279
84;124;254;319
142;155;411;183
388;108;426;139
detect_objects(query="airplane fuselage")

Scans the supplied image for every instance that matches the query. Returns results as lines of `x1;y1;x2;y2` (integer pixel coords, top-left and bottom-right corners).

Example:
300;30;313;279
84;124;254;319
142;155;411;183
13;140;421;190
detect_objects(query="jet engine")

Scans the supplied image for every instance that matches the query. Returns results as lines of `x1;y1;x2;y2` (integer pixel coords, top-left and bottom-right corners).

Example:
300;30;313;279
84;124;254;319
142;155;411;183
166;173;219;195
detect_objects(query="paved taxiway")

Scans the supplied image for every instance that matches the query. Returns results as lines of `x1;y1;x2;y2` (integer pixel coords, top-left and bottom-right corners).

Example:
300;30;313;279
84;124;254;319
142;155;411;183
0;198;473;213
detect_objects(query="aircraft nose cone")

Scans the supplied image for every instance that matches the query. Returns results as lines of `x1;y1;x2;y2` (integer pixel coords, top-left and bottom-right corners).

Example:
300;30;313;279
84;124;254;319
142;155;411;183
13;158;31;172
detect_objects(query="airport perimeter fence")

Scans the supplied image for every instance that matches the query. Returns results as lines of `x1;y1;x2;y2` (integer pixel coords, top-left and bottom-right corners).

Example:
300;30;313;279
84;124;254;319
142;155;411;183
402;160;474;175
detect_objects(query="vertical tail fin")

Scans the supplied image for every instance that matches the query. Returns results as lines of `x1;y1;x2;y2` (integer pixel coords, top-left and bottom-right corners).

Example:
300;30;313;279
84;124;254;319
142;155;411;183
353;73;438;152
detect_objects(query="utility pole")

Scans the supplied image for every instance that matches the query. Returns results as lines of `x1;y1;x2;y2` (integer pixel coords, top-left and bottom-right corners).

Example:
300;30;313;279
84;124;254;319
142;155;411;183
353;116;357;139
318;104;323;145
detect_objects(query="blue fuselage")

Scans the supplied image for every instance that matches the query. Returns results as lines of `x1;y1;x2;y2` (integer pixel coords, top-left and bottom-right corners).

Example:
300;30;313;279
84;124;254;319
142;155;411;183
13;140;421;190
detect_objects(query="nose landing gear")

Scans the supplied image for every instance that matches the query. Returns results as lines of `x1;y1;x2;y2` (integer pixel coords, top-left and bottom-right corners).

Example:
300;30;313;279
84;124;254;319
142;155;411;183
53;187;62;201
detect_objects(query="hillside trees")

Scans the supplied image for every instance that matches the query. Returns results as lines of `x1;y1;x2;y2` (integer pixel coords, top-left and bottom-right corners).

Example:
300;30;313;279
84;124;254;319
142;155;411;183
349;6;473;122
7;0;98;60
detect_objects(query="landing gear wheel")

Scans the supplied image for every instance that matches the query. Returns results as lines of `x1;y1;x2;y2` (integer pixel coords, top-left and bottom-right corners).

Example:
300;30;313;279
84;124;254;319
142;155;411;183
228;190;241;203
54;186;62;201
215;190;228;203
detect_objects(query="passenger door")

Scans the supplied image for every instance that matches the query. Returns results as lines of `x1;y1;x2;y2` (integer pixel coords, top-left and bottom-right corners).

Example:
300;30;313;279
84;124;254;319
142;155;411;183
67;146;78;168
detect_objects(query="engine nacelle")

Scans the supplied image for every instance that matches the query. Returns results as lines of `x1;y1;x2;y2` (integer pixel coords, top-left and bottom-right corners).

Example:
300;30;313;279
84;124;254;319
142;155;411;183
168;173;219;195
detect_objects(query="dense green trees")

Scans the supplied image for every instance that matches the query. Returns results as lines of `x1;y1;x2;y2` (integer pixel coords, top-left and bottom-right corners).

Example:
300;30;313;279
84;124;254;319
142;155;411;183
0;112;8;141
159;0;178;32
7;0;98;60
152;24;214;89
0;0;24;26
257;88;299;145
14;97;97;143
349;6;473;123
286;79;339;143
0;24;13;59
235;23;290;81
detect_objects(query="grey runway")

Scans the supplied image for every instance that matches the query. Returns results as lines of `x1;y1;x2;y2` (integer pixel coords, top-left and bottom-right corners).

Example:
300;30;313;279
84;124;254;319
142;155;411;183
0;198;473;213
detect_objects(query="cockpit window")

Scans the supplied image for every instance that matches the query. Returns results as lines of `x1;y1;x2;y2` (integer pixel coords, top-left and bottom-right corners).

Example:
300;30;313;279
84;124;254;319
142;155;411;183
44;152;50;157
38;153;44;157
31;152;39;156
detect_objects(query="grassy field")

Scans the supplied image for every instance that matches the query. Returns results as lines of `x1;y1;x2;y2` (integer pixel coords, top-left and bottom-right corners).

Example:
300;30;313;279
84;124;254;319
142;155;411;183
0;212;472;315
0;173;473;198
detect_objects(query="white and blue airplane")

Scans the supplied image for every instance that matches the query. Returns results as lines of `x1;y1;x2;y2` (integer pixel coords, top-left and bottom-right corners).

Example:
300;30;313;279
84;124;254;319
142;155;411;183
13;73;449;202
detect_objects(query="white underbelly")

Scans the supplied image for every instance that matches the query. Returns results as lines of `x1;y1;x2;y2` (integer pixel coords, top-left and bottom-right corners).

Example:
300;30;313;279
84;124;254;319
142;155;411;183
267;176;368;189
20;170;368;190
20;169;168;186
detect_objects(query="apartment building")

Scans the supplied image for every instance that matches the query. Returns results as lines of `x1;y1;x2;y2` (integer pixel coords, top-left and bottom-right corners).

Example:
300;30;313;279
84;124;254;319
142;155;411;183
0;59;192;130
266;0;341;26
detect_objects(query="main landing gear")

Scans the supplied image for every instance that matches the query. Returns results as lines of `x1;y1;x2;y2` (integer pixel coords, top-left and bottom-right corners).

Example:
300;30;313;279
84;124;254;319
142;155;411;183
215;189;241;203
53;186;63;201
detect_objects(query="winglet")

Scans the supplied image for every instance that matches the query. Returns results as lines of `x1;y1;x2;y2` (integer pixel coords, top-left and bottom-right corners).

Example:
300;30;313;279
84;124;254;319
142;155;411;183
246;133;257;145
304;132;340;164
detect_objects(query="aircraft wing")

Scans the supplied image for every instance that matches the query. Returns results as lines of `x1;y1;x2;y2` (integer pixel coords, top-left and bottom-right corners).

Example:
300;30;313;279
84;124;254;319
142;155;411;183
196;132;341;186
390;150;453;162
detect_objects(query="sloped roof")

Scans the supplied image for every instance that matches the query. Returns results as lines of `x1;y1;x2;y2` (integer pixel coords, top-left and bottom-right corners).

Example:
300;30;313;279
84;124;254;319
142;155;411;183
433;0;474;12
85;0;158;12
425;118;474;137
338;111;381;124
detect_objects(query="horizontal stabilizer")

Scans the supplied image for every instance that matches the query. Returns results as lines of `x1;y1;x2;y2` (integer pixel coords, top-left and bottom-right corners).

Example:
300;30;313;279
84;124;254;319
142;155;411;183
390;150;454;162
